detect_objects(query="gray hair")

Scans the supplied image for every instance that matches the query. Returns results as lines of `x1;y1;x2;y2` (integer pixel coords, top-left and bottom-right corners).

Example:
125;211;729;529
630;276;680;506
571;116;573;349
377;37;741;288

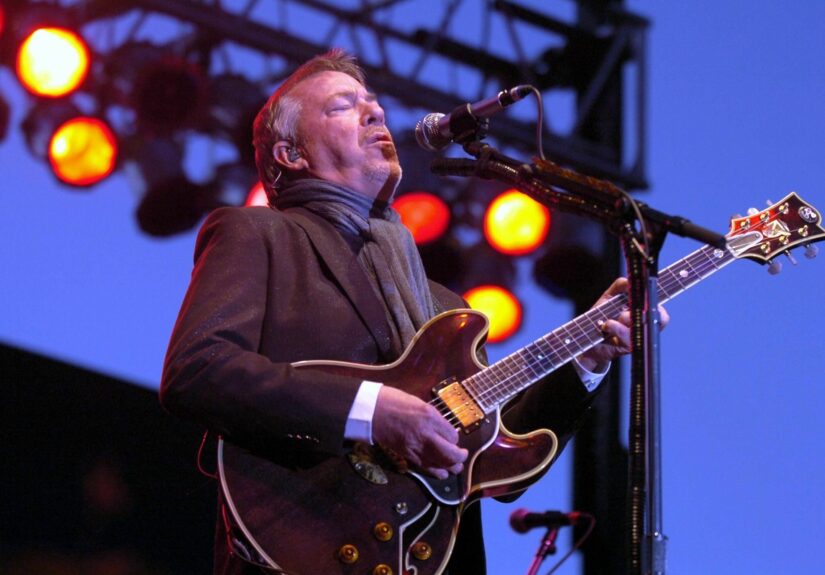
252;49;366;203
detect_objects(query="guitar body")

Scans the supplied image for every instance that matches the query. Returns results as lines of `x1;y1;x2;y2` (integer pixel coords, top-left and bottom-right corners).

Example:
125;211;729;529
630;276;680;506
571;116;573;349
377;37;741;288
219;310;559;575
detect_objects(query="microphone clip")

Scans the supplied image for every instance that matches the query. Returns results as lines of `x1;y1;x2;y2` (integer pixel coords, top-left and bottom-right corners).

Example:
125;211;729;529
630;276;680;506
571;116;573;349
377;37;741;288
447;104;490;148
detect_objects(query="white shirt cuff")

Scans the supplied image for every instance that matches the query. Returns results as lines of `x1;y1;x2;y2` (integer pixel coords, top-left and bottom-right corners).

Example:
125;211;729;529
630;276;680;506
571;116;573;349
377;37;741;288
573;358;610;393
344;380;383;444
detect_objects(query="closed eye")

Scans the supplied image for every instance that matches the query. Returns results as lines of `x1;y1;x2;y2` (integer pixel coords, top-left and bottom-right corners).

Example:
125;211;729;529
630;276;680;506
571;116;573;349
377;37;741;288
327;93;356;113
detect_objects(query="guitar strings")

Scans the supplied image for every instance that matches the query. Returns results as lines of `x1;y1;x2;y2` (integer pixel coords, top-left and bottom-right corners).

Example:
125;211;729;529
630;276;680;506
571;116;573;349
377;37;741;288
469;246;725;407
466;247;723;407
429;241;736;429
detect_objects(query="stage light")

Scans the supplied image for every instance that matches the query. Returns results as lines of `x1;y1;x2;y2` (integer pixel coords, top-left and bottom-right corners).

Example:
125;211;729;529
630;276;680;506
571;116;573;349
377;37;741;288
128;138;218;236
16;27;89;97
533;214;612;309
463;285;523;344
48;117;117;187
484;188;550;255
419;235;465;290
133;56;207;135
208;74;267;166
459;241;517;291
245;182;268;207
533;245;609;308
394;191;450;244
103;42;208;135
136;176;215;237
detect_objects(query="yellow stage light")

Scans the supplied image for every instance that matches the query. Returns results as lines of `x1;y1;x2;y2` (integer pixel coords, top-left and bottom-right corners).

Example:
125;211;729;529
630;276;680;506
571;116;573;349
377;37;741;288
463;285;523;343
484;189;550;255
48;117;117;186
16;27;90;97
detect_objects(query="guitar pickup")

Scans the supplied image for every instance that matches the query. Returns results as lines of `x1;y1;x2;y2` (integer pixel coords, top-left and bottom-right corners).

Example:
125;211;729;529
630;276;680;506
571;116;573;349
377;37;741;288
436;381;485;430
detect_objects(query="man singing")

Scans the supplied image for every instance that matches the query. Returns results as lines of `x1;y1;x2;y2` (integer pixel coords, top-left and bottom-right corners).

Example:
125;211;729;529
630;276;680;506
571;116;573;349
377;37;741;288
161;49;659;575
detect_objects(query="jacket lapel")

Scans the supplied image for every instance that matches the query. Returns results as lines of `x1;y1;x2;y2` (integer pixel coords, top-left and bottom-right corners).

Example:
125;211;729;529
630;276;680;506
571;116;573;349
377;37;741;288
286;208;395;361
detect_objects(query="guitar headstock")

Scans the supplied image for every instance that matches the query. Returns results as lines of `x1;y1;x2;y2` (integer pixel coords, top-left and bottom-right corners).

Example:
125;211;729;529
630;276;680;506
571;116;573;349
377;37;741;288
726;192;824;264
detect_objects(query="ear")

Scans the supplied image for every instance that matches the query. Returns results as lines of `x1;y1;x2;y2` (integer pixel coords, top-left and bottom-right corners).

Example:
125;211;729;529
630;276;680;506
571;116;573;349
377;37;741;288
273;140;308;171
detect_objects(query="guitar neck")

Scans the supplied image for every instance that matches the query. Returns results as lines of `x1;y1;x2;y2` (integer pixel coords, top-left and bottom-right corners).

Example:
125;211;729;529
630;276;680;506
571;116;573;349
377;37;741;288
465;240;741;412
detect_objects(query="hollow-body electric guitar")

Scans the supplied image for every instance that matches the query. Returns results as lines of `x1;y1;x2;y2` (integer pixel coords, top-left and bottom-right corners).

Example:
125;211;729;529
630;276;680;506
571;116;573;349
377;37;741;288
218;193;823;575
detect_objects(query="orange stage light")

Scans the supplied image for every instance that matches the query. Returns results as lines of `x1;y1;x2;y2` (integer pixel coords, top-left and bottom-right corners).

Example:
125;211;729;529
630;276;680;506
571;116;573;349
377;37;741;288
48;117;117;186
16;27;90;97
246;181;269;207
484;189;550;256
463;285;523;343
394;191;450;244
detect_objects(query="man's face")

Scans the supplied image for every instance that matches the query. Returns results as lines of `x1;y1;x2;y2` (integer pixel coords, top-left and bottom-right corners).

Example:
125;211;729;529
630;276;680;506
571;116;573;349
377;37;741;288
289;71;401;201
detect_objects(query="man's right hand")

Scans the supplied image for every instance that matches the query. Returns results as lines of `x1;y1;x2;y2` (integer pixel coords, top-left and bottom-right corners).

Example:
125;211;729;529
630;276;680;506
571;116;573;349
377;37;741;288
372;386;468;480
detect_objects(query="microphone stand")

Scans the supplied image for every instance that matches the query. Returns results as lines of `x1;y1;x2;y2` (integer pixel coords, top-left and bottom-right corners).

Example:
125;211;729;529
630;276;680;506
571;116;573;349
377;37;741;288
431;140;726;575
527;527;560;575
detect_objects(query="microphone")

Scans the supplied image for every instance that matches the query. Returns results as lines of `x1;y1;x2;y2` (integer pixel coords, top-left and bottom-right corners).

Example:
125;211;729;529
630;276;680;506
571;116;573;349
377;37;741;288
415;85;533;151
509;508;582;533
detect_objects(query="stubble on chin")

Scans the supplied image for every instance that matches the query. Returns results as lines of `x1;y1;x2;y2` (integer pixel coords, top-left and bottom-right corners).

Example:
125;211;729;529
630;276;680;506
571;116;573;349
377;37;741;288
365;146;402;188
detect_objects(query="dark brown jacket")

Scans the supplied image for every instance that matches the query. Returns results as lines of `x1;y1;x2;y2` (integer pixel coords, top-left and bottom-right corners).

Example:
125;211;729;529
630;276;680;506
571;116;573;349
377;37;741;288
161;206;597;575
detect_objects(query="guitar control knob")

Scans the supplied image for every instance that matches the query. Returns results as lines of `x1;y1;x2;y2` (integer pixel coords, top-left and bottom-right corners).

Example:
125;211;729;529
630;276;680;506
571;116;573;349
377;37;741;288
337;544;359;564
805;243;819;259
412;541;433;561
373;522;394;541
372;564;393;575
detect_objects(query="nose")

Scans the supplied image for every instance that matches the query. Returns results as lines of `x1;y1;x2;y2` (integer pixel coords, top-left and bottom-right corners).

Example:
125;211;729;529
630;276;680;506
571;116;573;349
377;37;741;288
362;99;385;126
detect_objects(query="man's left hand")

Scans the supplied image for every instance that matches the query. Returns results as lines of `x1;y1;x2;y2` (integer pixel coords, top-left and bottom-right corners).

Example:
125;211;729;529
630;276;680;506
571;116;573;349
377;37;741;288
576;277;670;373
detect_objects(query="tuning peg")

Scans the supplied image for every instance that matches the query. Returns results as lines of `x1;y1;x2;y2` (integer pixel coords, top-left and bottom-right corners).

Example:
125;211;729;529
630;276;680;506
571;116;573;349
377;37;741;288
765;199;774;207
783;250;798;266
805;243;819;259
767;259;782;275
731;213;743;220
747;208;759;216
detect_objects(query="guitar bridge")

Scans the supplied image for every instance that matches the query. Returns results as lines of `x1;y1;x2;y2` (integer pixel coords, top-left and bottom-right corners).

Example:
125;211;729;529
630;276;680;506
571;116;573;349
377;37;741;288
436;380;485;431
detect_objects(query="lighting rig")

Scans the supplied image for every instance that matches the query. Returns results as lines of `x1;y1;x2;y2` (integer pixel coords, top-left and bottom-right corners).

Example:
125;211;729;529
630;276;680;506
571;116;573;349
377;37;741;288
0;0;647;351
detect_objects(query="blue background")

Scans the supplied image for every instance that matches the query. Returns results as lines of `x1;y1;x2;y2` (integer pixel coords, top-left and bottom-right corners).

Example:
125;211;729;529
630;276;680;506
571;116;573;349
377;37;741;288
2;2;824;573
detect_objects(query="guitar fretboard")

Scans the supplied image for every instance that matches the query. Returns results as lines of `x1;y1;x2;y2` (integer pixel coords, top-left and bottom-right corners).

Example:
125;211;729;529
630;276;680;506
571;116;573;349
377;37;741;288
463;236;751;413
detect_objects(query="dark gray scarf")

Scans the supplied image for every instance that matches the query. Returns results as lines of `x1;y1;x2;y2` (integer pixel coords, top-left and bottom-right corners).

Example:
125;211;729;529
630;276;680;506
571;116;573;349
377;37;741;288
274;179;436;353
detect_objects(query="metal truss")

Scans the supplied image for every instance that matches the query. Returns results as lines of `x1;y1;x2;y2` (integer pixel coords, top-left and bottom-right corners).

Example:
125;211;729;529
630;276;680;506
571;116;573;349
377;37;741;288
53;0;648;188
